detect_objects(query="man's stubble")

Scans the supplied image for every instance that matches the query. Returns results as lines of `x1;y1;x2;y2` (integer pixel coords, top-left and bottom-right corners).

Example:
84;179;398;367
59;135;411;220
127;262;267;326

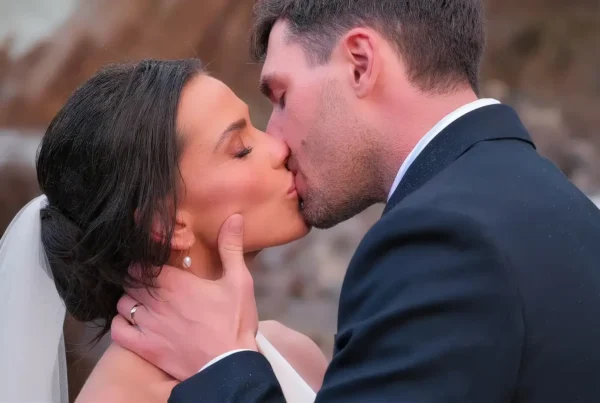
298;79;384;229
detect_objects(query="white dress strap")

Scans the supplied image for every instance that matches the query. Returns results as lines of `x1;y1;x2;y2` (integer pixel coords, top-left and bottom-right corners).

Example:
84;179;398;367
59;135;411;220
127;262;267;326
255;331;317;403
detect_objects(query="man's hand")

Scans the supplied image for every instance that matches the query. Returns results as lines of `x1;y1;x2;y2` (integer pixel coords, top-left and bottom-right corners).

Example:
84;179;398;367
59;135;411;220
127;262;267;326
110;214;259;381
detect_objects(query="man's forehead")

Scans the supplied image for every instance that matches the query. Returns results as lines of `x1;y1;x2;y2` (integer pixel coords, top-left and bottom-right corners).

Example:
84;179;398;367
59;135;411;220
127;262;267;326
261;20;289;74
261;20;306;80
267;19;290;54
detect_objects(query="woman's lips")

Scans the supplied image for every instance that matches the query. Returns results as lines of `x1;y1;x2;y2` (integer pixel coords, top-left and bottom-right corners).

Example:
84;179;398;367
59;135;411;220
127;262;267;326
287;180;298;197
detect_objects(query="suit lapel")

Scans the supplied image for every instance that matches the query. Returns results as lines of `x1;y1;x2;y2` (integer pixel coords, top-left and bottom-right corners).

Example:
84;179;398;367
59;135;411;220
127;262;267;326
383;104;535;215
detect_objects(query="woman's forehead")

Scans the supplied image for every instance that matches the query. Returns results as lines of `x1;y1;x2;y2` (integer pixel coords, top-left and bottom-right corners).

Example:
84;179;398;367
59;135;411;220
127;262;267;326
176;75;247;146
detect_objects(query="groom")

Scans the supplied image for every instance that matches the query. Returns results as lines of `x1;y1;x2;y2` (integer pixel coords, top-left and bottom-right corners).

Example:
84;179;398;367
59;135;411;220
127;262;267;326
112;0;600;401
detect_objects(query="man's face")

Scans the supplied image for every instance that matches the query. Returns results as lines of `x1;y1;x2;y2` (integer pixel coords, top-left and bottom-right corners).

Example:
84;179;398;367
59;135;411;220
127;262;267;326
260;21;380;229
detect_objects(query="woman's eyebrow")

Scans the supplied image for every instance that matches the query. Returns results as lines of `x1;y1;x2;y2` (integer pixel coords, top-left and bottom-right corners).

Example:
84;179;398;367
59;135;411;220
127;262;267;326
214;118;248;151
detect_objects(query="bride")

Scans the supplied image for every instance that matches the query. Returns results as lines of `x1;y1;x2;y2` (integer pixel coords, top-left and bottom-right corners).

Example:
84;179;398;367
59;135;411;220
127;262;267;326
0;58;327;402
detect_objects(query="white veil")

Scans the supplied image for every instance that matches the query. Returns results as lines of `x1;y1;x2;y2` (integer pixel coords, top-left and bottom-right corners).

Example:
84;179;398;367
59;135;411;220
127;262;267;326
0;195;69;403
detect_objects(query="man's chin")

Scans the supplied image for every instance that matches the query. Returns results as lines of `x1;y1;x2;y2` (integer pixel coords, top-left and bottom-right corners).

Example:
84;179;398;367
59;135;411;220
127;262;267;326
301;199;374;229
301;210;340;230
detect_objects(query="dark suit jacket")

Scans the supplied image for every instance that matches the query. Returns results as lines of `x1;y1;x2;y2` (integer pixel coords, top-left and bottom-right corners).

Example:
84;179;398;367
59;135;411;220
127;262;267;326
169;104;600;402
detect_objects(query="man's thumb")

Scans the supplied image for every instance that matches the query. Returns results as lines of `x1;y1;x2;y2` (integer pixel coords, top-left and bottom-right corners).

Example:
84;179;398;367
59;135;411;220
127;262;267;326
218;214;246;277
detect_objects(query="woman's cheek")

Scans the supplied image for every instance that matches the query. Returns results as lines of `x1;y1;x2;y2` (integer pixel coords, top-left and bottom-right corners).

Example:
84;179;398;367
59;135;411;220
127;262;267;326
234;168;267;204
206;169;265;225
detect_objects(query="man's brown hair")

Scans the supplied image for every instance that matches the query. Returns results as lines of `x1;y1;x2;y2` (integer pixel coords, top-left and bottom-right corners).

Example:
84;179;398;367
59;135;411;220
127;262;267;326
250;0;486;94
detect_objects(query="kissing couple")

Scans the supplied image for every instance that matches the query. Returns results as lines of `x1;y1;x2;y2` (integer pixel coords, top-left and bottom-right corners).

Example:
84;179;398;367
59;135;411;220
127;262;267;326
2;1;600;402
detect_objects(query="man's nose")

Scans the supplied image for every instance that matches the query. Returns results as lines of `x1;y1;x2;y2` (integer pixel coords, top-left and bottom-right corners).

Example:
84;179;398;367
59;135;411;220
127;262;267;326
268;133;290;169
265;114;276;136
264;115;289;168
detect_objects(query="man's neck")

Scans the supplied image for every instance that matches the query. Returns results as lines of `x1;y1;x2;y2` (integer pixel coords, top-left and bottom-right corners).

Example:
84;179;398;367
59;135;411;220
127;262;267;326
377;89;479;200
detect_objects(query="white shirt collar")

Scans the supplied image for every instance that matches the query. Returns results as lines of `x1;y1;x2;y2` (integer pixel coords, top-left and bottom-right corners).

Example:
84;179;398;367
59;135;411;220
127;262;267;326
387;98;501;201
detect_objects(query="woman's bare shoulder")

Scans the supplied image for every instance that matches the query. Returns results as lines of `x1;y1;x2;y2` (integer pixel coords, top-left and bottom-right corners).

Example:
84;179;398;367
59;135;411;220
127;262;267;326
258;320;329;392
75;343;178;403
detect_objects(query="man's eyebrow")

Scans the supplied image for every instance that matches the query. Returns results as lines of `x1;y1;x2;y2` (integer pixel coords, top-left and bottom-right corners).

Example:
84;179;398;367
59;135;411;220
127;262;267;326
214;118;247;151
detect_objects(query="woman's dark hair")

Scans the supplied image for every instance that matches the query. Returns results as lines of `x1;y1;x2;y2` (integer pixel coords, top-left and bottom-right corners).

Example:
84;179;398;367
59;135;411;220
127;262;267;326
36;59;204;339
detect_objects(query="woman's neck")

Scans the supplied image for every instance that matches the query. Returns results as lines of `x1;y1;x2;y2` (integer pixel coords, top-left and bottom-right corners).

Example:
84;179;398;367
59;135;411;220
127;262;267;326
167;243;258;280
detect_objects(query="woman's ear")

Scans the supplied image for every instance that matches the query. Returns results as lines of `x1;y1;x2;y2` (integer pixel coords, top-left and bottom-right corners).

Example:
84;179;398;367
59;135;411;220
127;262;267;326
141;209;195;250
170;210;195;251
135;206;195;250
341;28;381;98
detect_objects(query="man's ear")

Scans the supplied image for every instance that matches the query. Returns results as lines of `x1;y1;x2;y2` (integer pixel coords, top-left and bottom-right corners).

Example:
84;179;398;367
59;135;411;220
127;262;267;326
341;28;381;98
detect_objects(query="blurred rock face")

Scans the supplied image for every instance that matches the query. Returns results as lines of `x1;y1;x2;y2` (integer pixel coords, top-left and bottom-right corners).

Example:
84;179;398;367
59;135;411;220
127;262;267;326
0;1;599;395
0;0;269;128
0;0;78;58
483;0;600;193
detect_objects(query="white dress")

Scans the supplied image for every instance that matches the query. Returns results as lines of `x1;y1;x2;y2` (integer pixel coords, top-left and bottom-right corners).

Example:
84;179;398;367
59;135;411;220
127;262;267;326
256;331;317;403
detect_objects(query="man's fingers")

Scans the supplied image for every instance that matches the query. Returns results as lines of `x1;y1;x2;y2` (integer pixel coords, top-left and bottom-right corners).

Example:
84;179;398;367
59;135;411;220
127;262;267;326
128;263;199;295
125;281;164;306
111;314;146;352
128;263;144;282
116;294;149;326
218;214;248;281
155;263;199;290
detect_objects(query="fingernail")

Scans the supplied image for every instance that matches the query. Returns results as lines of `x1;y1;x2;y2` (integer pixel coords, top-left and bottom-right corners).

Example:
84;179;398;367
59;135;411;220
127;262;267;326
228;214;243;235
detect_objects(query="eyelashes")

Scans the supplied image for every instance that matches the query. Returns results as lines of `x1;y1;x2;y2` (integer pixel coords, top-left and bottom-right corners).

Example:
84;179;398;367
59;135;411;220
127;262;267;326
234;146;253;159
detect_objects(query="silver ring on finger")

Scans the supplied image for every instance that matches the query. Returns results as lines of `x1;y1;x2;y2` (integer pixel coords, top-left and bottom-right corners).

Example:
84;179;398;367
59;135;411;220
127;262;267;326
129;302;142;327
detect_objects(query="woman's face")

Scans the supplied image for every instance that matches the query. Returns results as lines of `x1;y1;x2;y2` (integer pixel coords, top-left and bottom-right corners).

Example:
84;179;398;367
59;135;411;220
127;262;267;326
175;75;309;253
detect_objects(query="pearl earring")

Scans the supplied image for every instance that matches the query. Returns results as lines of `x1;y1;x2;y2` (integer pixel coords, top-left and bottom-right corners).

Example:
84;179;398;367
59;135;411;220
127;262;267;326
182;247;192;269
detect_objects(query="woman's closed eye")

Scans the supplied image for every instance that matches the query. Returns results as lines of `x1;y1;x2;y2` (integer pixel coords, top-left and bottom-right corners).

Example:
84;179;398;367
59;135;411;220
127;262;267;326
234;145;253;159
230;130;253;159
216;117;254;159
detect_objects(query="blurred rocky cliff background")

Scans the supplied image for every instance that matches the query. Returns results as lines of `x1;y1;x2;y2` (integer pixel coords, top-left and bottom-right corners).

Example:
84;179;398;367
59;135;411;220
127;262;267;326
1;0;600;398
